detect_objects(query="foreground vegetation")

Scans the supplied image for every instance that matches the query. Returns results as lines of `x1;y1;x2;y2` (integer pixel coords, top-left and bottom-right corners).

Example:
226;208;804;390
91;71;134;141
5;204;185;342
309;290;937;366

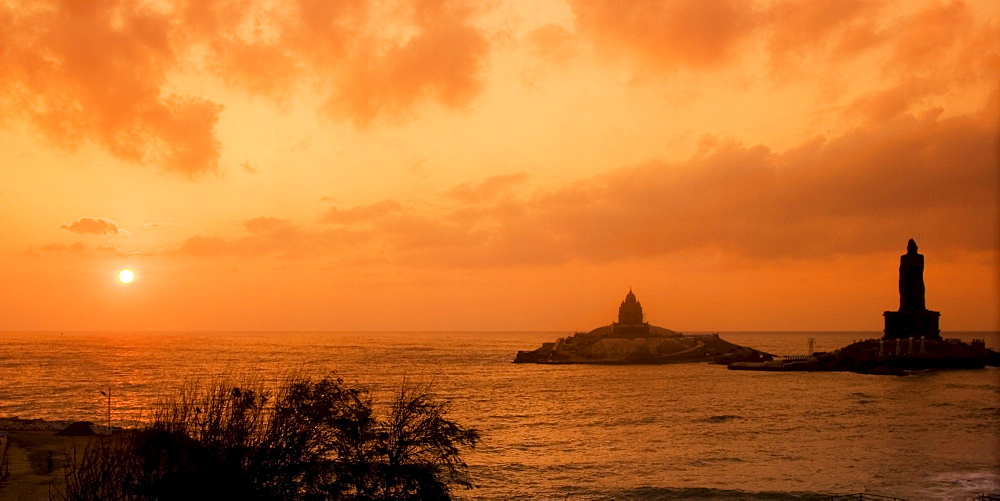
60;375;478;500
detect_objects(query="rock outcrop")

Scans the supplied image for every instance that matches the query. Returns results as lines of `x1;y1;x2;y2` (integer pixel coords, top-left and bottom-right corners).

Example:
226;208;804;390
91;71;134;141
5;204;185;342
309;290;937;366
514;328;770;364
514;290;770;364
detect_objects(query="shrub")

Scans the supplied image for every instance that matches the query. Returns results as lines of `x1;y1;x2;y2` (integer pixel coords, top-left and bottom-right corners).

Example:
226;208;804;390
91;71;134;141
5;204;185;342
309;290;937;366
61;375;478;500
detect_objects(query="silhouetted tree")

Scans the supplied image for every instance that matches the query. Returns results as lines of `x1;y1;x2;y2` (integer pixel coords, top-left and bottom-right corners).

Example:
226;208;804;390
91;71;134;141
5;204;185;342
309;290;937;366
328;384;479;500
61;375;478;500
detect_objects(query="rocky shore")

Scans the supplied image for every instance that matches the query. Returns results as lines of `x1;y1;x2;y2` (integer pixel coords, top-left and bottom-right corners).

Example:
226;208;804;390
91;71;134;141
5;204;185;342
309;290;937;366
0;417;79;432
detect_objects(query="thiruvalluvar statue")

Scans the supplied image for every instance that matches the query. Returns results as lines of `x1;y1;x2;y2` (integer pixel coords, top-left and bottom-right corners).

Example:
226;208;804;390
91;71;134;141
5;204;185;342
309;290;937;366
898;238;926;312
883;239;940;340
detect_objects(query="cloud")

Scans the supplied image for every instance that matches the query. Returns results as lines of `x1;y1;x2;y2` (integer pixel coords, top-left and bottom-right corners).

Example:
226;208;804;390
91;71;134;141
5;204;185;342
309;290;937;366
1;0;492;173
23;239;137;257
184;0;492;126
59;217;128;236
763;0;883;70
178;217;367;259
42;242;86;255
568;0;998;97
886;0;975;75
322;200;405;224
446;172;529;203
570;0;756;70
96;245;124;254
527;24;577;64
0;0;222;175
142;221;181;230
844;79;941;122
3;0;993;179
494;108;997;263
841;1;998;120
324;0;490;126
177;236;233;258
182;102;998;267
24;242;87;257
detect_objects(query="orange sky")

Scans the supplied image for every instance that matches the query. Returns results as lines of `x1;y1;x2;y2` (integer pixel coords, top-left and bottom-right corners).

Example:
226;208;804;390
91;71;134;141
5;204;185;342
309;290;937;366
1;0;998;332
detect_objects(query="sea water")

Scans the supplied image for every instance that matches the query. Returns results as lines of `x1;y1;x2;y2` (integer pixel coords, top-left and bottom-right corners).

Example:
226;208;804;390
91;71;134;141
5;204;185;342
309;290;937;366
1;331;998;500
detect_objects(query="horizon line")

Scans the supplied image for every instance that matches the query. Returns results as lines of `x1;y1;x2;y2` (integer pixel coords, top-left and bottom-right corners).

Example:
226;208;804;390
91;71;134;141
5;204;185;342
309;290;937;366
2;329;998;334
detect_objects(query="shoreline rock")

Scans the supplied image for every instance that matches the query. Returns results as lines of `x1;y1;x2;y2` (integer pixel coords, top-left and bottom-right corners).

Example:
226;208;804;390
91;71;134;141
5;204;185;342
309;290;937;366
0;417;76;432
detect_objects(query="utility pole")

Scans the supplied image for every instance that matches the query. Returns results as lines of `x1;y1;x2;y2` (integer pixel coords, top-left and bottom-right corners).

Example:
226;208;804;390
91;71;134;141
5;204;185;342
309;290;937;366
99;387;111;435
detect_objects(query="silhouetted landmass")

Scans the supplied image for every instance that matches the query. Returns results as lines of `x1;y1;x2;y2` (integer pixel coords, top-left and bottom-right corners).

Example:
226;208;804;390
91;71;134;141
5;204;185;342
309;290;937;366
730;337;998;375
54;421;96;437
514;290;770;364
730;240;998;375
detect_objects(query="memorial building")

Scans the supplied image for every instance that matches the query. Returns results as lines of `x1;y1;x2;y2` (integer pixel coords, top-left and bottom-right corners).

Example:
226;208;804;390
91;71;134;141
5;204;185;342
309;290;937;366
612;289;652;337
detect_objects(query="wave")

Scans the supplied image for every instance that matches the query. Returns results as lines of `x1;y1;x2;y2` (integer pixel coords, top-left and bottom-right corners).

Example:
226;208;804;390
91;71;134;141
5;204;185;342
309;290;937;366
602;486;834;500
689;457;745;467
463;485;839;501
945;383;999;390
0;416;77;431
926;470;1000;498
698;415;741;423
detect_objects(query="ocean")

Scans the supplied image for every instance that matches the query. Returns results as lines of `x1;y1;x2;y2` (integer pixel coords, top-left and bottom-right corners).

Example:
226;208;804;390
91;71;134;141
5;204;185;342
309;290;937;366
1;331;998;500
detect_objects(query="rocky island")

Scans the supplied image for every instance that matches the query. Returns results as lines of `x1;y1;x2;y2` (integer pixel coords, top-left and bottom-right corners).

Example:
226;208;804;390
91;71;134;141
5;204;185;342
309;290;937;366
730;240;1000;375
514;290;770;364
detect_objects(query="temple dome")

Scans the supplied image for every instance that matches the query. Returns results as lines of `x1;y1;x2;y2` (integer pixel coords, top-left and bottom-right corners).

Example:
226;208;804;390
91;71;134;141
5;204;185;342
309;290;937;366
617;289;644;326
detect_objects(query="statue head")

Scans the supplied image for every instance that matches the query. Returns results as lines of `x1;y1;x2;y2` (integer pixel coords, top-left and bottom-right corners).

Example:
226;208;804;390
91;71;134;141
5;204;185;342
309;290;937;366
907;239;918;254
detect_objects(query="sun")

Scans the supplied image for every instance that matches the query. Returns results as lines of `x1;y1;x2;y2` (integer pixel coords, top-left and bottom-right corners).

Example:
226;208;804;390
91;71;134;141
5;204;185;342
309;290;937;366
119;269;135;284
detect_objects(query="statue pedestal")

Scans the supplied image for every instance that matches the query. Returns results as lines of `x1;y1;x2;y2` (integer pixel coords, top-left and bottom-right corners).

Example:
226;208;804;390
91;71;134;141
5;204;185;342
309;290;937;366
883;310;940;340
